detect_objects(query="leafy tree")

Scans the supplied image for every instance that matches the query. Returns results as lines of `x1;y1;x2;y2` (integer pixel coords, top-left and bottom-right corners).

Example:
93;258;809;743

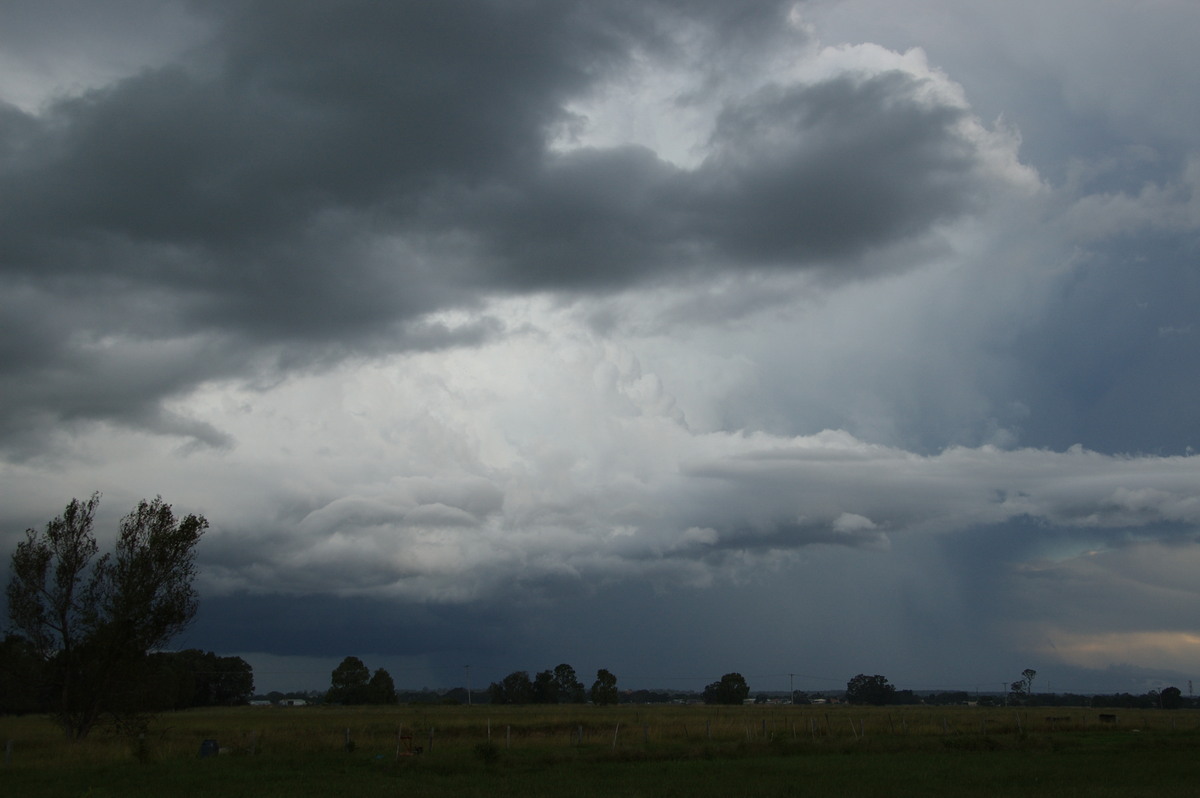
136;649;253;710
703;672;750;705
1160;686;1183;710
532;669;559;703
553;663;587;703
590;668;618;705
368;667;397;705
489;670;534;705
845;673;895;706
1009;668;1037;705
329;656;371;704
6;494;207;739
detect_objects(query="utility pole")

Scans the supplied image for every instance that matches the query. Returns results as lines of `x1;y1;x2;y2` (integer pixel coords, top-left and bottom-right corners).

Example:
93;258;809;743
789;673;794;704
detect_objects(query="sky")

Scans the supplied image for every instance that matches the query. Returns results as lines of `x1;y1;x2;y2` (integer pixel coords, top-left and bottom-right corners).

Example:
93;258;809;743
2;0;1199;697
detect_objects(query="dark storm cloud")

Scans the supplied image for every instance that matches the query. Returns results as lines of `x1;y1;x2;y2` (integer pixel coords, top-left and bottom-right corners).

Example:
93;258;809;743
0;0;1008;452
466;69;985;288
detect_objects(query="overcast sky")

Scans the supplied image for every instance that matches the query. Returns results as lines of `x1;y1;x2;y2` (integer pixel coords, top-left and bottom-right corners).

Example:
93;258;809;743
3;0;1200;697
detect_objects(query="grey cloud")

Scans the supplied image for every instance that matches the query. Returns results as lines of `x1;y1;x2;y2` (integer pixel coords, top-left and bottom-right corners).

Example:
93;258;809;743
693;71;976;265
191;428;1200;608
0;0;1012;453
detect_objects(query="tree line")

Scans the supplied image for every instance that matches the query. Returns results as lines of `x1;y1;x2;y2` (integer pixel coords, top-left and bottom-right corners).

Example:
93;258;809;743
486;664;618;705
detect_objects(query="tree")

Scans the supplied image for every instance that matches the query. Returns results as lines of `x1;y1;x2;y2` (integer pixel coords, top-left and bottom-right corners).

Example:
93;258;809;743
137;650;254;710
6;494;207;739
1009;668;1037;705
703;672;750;705
367;667;397;705
590;668;618;705
1160;686;1183;710
845;673;895;706
553;663;587;703
488;670;534;705
1022;668;1037;698
532;669;559;704
329;656;371;704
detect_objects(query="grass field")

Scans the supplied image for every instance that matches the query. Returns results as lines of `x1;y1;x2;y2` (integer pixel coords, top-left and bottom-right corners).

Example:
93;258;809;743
3;704;1199;797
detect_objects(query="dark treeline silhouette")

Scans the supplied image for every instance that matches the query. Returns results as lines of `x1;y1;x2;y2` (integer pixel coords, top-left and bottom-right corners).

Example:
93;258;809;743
486;664;619;705
0;637;253;715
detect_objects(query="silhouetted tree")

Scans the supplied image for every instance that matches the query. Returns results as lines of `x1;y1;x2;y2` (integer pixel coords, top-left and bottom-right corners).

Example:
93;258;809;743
703;672;750;705
489;670;534;705
328;656;371;704
590;668;618;705
367;667;397;704
554;663;587;703
1160;686;1183;709
532;669;558;703
6;494;207;739
845;674;895;706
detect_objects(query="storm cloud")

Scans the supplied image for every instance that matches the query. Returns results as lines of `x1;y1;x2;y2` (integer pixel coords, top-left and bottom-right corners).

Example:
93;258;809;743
3;0;1200;693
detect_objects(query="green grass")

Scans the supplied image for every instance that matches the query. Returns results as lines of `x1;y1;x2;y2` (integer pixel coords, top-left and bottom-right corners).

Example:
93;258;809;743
3;705;1199;797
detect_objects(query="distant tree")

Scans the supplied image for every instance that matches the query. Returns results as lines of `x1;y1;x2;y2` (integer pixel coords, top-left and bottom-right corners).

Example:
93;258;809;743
489;670;534;705
1009;668;1037;705
367;667;397;705
703;672;750;705
1160;686;1183;710
441;686;469;704
553;663;587;703
136;649;253;710
6;494;207;739
532;669;559;704
329;656;371;704
845;674;895;706
590;668;619;705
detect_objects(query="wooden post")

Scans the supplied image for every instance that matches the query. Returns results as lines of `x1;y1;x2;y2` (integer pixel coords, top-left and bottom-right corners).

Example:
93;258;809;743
612;723;620;750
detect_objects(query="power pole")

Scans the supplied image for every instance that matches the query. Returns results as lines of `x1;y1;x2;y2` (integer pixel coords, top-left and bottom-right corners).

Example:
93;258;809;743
789;673;795;704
